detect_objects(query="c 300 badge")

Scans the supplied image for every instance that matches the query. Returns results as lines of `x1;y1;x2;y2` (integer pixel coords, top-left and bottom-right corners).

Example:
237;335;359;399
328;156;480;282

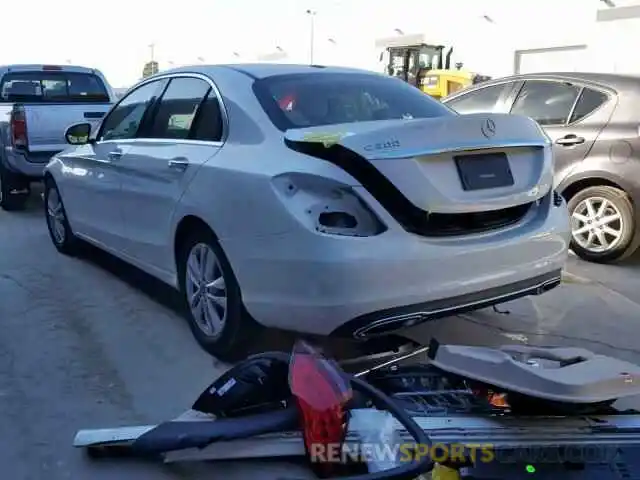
363;139;401;152
481;118;496;138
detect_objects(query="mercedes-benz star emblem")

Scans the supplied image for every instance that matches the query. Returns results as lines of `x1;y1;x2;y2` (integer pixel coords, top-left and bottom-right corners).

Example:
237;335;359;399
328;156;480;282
481;118;496;138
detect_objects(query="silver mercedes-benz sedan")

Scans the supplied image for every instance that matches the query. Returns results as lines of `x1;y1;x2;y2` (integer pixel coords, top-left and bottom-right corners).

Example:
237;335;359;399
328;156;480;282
43;64;570;360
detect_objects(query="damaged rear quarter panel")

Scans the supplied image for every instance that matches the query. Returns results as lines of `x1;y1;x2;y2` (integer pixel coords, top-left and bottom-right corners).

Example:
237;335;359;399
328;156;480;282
176;141;362;240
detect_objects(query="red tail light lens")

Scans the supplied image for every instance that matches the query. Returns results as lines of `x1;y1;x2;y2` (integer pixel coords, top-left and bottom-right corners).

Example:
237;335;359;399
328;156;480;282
10;107;28;149
289;341;352;478
278;93;296;111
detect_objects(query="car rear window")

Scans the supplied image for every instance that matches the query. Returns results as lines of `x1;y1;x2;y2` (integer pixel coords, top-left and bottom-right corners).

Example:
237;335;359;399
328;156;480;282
253;72;455;131
0;71;110;103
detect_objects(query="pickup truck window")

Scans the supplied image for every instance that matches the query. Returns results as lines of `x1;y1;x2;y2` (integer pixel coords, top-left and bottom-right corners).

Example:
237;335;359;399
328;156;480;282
0;71;110;103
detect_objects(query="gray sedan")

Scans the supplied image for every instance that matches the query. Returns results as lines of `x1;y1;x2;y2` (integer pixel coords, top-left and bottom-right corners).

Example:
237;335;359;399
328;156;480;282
443;72;640;264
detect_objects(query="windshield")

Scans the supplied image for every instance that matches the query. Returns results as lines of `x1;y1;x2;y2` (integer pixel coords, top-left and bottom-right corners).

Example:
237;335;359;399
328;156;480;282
253;72;455;131
0;71;110;103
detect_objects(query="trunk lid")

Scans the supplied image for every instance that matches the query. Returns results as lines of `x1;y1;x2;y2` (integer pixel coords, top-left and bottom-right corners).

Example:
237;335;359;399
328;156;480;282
285;113;554;214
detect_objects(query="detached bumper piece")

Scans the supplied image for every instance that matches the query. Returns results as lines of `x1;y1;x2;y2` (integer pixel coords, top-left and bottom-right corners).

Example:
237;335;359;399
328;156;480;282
73;411;640;464
348;410;640;449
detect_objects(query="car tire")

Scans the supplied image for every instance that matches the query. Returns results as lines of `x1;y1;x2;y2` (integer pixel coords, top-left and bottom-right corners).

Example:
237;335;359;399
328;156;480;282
0;164;30;211
567;185;637;263
44;176;80;255
177;227;258;362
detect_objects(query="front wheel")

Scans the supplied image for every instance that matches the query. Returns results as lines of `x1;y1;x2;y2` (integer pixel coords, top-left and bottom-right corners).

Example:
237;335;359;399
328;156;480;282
567;185;638;263
177;228;258;362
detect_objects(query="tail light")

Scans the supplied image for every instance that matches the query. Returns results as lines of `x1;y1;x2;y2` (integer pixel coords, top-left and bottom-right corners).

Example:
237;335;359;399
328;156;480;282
10;106;28;150
289;341;353;478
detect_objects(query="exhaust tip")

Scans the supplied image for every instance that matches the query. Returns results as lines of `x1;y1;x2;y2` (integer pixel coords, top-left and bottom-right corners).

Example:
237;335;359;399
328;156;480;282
536;278;562;295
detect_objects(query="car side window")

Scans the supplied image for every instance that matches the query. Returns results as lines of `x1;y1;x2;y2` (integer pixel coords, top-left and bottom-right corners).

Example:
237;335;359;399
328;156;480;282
569;88;608;123
99;81;162;141
190;90;224;142
147;77;211;140
511;80;580;126
445;84;506;114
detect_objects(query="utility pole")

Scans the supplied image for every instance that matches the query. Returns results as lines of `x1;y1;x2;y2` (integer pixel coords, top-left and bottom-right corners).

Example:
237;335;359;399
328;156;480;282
143;43;159;78
306;9;316;64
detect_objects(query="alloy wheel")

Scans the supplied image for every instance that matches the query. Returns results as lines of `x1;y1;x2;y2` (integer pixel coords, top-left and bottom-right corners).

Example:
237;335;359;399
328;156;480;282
571;196;624;253
46;187;67;245
185;243;227;338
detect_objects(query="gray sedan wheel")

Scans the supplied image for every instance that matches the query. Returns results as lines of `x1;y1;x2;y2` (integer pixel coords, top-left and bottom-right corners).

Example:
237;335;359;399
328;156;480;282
567;185;637;263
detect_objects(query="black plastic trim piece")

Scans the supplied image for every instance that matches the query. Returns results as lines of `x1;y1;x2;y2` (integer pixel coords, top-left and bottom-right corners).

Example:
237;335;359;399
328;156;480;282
332;270;562;338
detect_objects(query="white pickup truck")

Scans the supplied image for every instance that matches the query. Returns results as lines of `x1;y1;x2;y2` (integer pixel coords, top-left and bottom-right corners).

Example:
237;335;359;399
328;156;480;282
0;64;115;210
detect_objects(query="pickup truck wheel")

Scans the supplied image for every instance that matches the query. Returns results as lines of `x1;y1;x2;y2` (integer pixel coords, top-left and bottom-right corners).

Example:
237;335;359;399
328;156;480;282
0;165;30;211
44;177;79;255
567;186;637;263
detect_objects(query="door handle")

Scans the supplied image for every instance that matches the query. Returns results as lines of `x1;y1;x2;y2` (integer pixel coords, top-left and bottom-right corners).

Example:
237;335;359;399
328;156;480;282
168;157;189;170
555;135;585;146
107;149;124;161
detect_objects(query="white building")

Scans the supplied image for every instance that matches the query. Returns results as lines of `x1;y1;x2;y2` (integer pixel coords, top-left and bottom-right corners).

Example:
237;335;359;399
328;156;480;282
367;0;640;78
256;0;640;79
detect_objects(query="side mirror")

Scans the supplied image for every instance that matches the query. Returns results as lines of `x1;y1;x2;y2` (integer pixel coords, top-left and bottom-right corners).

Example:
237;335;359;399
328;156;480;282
65;122;92;145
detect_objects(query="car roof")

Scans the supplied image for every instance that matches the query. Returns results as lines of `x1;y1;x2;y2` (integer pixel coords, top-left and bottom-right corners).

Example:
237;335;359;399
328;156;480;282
0;64;98;75
445;71;640;101
155;63;377;80
512;72;640;90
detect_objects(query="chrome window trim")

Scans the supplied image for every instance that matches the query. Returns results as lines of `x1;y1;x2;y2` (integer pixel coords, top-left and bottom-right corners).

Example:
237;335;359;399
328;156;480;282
103;137;223;148
97;71;229;145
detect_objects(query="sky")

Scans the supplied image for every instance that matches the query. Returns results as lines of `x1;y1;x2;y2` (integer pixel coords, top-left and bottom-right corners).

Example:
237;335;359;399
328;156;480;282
1;0;636;88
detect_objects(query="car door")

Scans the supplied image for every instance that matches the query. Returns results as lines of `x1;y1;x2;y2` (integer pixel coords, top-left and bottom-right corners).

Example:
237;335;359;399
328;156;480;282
118;75;225;274
443;82;519;114
508;80;609;186
60;79;166;249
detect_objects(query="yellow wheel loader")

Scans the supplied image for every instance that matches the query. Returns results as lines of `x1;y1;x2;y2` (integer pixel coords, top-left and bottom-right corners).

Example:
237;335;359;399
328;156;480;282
377;34;490;99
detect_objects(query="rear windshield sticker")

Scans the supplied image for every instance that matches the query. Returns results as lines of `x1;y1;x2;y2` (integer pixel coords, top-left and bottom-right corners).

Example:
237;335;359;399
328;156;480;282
301;132;351;147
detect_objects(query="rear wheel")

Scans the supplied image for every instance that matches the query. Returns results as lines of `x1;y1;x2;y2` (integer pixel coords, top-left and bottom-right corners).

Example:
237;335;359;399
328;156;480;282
567;185;637;263
44;177;80;255
177;227;257;362
0;164;30;211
